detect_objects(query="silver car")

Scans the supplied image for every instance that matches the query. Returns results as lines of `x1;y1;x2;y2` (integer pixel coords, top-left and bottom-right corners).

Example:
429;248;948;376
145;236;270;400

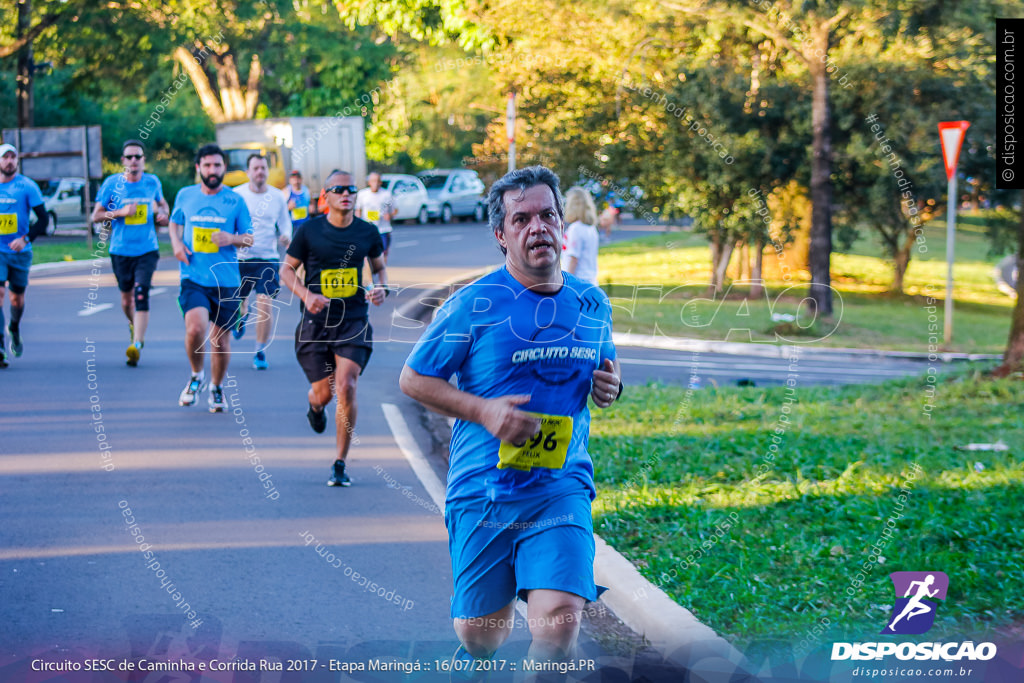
417;169;487;223
380;173;431;224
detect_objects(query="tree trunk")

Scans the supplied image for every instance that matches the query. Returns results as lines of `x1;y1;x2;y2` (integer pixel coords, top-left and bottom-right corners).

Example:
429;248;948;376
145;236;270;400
807;26;833;316
891;230;914;293
710;237;735;295
16;0;33;127
174;46;227;123
751;238;765;298
994;208;1024;376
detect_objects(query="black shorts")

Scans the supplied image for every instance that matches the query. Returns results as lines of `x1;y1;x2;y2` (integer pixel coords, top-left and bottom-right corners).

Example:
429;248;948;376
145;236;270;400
178;279;242;330
237;259;280;298
295;315;373;383
380;231;392;252
110;251;159;292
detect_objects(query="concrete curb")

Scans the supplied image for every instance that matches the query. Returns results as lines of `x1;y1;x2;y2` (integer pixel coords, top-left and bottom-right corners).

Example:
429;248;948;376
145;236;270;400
613;331;1002;362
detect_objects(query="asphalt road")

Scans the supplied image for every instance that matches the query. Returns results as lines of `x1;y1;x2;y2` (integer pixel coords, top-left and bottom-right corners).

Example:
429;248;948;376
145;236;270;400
0;220;693;682
0;219;958;681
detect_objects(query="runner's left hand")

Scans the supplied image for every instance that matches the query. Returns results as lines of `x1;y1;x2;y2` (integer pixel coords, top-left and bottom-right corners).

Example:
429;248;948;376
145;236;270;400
366;285;386;306
591;359;620;409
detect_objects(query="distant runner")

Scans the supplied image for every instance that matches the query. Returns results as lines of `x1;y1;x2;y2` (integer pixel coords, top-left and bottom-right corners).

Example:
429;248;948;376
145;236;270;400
281;170;388;487
283;170;313;229
91;139;171;366
233;153;292;370
0;143;48;367
168;144;253;411
355;172;397;262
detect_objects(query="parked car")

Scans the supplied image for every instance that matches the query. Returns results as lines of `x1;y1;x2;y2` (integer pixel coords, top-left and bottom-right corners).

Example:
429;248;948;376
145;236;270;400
416;169;487;223
29;177;88;234
380;173;430;224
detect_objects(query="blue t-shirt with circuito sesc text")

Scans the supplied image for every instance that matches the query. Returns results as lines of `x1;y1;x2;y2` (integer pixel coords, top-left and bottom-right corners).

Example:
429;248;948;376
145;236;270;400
95;172;165;256
406;267;617;504
0;174;45;254
170;184;252;288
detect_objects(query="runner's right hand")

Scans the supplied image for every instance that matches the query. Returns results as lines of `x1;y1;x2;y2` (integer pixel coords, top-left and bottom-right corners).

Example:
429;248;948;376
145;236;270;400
480;395;540;443
173;242;191;264
304;292;330;314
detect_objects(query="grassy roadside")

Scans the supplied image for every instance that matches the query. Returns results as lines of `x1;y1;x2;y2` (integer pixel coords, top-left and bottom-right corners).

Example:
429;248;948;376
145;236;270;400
599;219;1013;353
590;372;1024;648
30;236;174;264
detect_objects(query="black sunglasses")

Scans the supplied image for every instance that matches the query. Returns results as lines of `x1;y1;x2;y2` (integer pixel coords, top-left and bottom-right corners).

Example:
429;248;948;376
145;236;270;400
122;154;144;160
325;185;359;195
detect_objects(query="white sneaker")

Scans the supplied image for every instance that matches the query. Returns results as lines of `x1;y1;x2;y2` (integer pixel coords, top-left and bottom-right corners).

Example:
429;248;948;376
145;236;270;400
178;376;206;406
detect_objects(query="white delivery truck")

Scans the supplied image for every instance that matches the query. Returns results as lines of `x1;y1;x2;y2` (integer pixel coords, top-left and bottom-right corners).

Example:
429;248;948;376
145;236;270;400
215;117;367;193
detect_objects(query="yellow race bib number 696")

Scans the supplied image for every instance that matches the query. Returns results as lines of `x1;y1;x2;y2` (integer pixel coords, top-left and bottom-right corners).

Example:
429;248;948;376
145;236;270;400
497;414;573;472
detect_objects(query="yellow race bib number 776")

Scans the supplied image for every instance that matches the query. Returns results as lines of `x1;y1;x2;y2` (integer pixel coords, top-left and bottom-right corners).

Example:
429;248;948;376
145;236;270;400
0;214;16;235
497;414;573;471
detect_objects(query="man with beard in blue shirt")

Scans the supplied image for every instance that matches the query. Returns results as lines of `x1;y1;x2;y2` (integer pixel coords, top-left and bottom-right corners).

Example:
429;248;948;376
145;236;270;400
400;166;621;673
169;144;253;411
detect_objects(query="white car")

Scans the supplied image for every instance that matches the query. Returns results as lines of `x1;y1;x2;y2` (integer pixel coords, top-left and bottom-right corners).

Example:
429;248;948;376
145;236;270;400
380;173;430;224
29;177;87;234
417;169;487;223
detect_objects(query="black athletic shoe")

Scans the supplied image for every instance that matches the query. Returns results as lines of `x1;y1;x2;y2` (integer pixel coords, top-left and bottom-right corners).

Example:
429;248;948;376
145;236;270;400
307;403;327;433
327;460;351;487
0;350;7;368
9;326;22;358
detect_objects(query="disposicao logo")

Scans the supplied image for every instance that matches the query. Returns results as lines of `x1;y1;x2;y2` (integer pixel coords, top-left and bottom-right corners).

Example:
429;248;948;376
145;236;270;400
831;571;997;662
882;571;948;635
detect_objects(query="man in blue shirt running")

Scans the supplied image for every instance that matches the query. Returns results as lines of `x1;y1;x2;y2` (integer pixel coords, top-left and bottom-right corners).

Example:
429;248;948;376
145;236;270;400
0;143;48;367
91;139;170;366
401;166;622;670
169;144;253;412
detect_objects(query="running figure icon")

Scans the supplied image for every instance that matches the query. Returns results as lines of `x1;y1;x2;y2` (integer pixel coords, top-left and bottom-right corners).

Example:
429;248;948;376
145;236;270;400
882;571;948;635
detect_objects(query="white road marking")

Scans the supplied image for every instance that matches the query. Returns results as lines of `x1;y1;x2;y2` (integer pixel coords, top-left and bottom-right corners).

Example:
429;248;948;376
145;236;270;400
440;235;463;242
77;303;113;316
393;240;420;248
151;287;167;296
381;403;446;514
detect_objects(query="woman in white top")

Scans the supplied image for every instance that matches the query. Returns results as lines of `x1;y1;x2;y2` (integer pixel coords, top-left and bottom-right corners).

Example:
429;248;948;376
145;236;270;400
561;186;600;284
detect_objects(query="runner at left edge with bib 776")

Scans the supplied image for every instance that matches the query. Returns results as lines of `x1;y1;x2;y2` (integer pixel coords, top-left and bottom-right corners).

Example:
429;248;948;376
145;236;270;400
91;139;171;367
0;143;49;368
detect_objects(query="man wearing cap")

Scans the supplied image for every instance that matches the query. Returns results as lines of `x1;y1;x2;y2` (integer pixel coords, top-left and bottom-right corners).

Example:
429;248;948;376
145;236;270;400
91;139;171;366
282;170;313;229
0;143;49;367
355;172;398;262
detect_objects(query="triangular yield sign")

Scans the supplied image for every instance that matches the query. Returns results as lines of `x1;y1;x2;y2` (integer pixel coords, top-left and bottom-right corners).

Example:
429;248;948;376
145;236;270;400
938;121;970;181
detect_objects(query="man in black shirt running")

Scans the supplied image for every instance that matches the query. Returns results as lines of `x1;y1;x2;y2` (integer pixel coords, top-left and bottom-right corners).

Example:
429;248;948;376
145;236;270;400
281;170;388;487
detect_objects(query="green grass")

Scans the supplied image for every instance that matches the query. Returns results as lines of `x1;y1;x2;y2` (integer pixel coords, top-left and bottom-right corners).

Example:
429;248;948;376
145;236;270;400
31;236;174;264
599;221;1014;353
591;373;1024;649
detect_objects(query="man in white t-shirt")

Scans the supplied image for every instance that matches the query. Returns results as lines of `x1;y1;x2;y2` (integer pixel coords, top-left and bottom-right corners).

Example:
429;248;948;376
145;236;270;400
354;172;397;262
233;153;293;369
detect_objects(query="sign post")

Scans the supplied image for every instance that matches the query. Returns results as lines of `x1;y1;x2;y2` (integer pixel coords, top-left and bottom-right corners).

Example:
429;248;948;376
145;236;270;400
506;91;516;174
937;121;970;346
